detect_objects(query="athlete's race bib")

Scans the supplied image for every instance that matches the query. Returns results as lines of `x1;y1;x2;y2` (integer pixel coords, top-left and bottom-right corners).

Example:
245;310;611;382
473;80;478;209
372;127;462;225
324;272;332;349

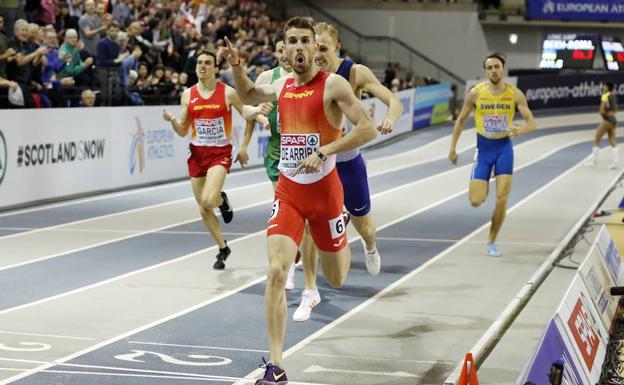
278;133;320;176
482;114;509;137
194;117;228;146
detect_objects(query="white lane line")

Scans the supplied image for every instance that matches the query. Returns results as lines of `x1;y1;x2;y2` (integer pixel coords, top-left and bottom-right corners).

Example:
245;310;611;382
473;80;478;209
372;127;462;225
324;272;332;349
0;198;272;273
0;180;269;241
0;180;190;219
0;229;255;236
375;236;558;247
0;226;268;317
303;365;418;378
0;165;267;219
0;355;332;385
0;142;487;314
128;341;269;353
261;153;595;379
304;353;456;365
0;138;592;384
0;331;95;341
0;367;334;385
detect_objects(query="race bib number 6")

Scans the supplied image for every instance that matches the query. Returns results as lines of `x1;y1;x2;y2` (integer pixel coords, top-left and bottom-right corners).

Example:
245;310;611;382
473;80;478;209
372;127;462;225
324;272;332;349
329;214;346;240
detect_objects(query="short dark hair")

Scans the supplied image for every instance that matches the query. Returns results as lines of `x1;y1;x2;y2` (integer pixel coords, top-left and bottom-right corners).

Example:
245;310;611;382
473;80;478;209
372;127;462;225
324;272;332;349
483;52;506;68
604;81;614;91
272;30;284;48
195;49;217;65
283;16;315;40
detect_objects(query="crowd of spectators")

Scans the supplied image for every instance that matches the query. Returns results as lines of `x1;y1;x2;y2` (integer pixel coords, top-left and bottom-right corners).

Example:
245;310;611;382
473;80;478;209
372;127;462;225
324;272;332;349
0;0;285;108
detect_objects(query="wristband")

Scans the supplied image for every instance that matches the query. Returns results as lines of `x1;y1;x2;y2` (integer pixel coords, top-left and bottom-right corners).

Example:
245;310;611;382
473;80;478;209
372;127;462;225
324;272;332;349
315;150;327;162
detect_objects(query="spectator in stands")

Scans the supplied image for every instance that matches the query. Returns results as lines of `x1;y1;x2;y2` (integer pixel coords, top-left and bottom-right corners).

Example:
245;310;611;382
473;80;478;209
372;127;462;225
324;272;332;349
41;29;75;91
8;19;47;107
79;0;108;57
117;31;142;86
67;0;84;18
390;78;401;93
80;88;95;106
0;21;14;81
0;15;6;36
96;21;123;104
127;21;156;67
112;0;131;27
55;2;80;39
180;1;206;33
58;28;94;83
384;62;395;88
27;23;43;46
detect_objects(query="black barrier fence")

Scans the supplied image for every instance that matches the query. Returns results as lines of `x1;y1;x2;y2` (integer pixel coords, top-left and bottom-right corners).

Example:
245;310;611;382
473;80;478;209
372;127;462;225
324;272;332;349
516;72;624;110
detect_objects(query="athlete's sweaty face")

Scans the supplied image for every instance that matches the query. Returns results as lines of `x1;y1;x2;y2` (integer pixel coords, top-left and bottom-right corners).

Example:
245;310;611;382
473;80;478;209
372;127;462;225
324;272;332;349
275;41;292;72
196;54;218;81
484;57;504;85
314;32;339;71
285;28;315;75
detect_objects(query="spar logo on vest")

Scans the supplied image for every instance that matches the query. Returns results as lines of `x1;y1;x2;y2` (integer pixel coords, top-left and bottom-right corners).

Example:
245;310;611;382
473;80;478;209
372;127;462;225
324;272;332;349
0;130;7;187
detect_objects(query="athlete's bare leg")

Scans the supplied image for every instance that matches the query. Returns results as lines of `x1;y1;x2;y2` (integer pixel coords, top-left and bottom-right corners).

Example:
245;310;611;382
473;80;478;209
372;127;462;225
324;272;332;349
266;234;298;366
191;165;227;249
594;121;611;146
318;245;351;288
301;223;319;290
469;179;488;207
488;174;512;243
351;213;376;251
607;123;617;147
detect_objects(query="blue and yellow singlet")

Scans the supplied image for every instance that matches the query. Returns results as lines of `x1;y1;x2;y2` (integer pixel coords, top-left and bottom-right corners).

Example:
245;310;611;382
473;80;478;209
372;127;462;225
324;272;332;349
474;82;516;139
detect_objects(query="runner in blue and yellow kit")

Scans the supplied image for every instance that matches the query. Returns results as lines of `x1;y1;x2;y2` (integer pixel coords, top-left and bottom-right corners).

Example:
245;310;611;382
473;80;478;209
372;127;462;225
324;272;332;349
448;53;536;257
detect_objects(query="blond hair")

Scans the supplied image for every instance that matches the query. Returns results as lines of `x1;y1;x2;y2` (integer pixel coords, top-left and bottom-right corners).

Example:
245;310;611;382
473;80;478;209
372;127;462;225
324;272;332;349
314;21;339;42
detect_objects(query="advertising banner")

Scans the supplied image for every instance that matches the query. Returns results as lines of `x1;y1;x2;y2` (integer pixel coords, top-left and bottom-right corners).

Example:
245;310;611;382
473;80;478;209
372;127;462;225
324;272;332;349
527;0;624;21
555;275;608;383
516;319;588;385
516;73;624;110
579;246;618;331
0;88;418;209
595;225;624;286
413;83;452;129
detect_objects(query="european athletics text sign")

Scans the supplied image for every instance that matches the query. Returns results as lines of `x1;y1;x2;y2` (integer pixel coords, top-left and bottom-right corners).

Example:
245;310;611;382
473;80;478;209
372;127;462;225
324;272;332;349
528;0;624;21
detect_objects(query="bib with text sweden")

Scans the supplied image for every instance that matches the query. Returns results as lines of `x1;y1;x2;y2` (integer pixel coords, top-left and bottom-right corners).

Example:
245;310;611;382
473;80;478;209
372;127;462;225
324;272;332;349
474;82;516;140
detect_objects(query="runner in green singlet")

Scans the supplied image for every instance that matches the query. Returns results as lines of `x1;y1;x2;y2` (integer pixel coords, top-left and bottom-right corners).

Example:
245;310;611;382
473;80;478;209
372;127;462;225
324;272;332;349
255;30;292;187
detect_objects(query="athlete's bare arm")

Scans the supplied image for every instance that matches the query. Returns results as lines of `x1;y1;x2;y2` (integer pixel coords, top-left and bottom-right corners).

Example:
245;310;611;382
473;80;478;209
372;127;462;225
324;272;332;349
295;74;376;175
225;85;272;121
225;86;272;166
162;88;191;137
448;87;478;165
236;119;255;167
355;64;404;134
218;37;278;105
510;89;536;137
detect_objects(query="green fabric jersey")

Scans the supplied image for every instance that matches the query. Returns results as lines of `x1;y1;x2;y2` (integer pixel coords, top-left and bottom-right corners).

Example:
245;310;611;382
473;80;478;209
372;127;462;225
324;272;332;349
266;67;282;160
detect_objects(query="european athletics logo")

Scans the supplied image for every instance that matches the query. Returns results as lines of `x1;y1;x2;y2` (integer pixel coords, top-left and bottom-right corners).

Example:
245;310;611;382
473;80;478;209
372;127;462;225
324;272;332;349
129;116;145;175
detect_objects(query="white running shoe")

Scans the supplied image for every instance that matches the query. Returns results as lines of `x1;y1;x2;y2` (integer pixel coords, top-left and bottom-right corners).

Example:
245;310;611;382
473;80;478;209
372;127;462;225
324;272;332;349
586;160;597;167
285;263;296;291
293;289;321;323
608;163;619;169
361;239;381;276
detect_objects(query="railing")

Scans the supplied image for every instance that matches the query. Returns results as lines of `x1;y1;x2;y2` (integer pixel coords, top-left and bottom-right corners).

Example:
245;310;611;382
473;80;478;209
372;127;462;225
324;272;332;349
293;0;466;93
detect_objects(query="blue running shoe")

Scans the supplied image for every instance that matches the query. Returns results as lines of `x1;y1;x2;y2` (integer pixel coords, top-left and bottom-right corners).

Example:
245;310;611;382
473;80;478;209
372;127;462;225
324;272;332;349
487;242;502;257
255;358;288;385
